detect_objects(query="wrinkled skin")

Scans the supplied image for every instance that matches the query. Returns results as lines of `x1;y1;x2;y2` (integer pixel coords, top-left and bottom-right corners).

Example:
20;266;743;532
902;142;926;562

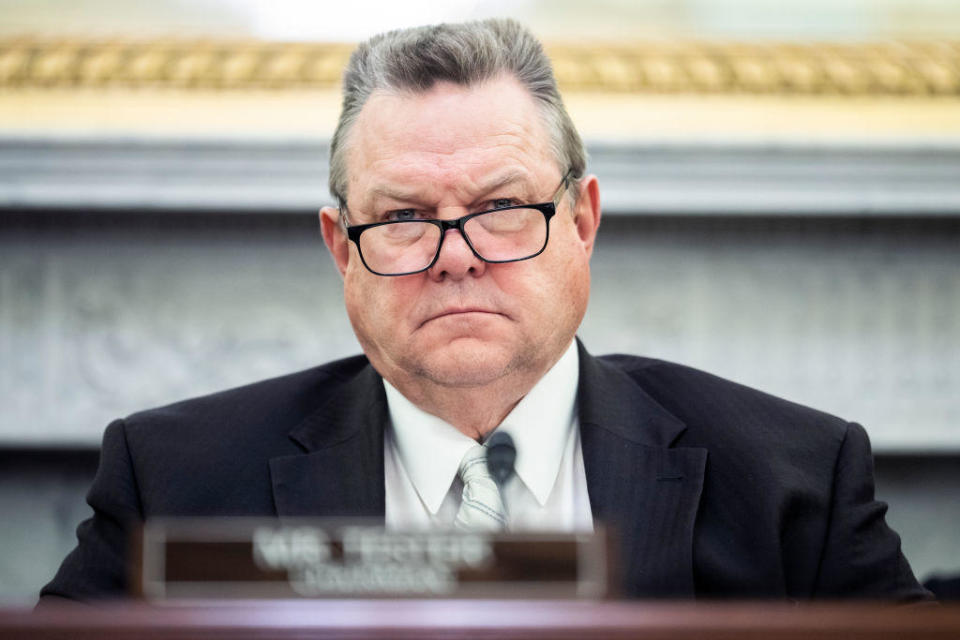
321;74;601;439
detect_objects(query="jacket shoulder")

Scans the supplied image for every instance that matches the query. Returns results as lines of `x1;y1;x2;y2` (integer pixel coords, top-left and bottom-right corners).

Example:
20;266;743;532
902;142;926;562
596;353;850;452
123;354;372;439
115;354;377;509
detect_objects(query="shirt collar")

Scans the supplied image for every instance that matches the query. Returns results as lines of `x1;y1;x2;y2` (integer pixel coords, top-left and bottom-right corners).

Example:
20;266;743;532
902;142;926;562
383;340;580;513
383;381;476;515
497;340;579;506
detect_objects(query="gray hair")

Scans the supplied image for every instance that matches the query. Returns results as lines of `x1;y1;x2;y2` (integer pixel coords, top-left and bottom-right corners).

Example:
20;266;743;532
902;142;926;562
329;18;585;211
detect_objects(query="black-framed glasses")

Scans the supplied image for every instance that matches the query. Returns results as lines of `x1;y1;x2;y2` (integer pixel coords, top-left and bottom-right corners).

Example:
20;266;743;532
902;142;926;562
342;172;572;276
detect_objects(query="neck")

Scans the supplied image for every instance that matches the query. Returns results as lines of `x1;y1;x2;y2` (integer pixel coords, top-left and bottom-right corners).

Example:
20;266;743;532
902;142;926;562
382;342;579;440
394;371;543;441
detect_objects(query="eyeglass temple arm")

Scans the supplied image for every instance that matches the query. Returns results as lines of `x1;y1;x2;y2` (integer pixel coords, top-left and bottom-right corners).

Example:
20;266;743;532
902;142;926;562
554;170;574;207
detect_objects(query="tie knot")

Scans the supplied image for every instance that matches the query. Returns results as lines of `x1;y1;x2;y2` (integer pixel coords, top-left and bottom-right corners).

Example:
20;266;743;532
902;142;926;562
458;444;493;485
454;444;507;531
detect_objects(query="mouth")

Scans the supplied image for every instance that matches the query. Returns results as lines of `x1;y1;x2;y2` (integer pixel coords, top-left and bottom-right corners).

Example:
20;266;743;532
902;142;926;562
418;308;503;329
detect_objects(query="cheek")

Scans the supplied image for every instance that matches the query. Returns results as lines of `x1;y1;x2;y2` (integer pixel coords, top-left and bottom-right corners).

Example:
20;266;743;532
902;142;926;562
545;222;589;275
343;268;383;336
544;227;592;309
490;250;585;319
343;268;417;336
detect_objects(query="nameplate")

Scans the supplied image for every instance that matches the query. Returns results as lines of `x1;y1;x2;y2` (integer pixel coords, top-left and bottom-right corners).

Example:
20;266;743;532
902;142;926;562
134;519;613;600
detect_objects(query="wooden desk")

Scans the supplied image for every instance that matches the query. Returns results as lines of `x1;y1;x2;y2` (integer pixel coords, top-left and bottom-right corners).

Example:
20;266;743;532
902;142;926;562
4;600;959;639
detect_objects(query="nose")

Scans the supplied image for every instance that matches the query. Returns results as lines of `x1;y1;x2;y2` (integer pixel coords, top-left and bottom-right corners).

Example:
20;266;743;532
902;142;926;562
428;227;487;281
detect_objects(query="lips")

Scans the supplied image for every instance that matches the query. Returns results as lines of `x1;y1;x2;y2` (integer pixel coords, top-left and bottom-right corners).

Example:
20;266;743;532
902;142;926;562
418;307;503;328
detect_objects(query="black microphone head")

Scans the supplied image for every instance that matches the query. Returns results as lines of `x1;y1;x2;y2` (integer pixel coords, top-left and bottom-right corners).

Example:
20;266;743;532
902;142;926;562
486;431;516;487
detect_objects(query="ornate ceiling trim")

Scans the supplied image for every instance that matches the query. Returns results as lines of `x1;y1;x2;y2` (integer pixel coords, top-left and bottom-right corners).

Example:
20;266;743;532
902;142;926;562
1;38;957;96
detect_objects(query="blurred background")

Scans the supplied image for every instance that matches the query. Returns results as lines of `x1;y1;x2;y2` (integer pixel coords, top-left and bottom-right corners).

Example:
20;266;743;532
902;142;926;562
1;0;958;603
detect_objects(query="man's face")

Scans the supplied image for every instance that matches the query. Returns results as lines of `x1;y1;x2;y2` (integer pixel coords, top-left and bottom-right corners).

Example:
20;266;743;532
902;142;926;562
321;74;600;396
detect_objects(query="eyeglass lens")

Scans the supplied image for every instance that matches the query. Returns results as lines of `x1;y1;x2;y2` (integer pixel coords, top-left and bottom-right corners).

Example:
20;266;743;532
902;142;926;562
358;207;548;275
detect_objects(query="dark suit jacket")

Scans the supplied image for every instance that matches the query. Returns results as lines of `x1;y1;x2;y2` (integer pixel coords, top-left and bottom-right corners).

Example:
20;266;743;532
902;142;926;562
41;342;930;601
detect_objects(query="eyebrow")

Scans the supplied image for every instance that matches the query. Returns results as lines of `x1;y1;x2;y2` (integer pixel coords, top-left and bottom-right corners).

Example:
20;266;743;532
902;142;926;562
474;170;535;200
367;170;536;208
369;184;420;203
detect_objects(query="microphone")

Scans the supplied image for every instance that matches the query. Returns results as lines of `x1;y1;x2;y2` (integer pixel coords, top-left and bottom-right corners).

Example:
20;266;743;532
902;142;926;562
486;431;516;488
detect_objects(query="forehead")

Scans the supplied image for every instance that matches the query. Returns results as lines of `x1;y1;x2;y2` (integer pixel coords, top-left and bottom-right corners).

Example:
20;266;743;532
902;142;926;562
345;74;557;200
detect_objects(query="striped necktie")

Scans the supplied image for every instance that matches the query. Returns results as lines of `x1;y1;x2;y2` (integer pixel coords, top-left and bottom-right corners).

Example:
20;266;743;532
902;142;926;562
453;444;507;531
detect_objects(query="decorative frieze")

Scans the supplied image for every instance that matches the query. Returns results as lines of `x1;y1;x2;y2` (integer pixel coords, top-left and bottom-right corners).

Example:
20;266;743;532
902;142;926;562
1;38;957;95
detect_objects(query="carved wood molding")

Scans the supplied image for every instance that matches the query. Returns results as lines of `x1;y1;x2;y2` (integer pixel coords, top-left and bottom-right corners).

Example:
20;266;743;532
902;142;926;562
1;38;958;95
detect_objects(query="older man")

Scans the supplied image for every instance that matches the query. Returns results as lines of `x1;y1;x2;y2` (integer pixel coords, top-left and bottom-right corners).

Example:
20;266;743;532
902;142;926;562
42;19;928;601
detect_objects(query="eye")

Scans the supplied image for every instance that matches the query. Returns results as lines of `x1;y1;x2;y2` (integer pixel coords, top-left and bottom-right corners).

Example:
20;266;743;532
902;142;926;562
488;198;517;210
385;209;419;222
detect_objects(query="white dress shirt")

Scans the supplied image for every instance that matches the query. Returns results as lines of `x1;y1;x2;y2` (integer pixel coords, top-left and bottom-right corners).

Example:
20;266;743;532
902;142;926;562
382;340;593;532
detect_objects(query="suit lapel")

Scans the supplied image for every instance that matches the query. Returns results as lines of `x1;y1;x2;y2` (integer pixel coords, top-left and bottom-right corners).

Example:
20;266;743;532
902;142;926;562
577;341;707;598
266;343;705;595
269;363;387;519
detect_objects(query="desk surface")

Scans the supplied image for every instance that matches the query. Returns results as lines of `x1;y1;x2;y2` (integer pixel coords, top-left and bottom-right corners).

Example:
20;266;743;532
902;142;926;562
4;600;960;639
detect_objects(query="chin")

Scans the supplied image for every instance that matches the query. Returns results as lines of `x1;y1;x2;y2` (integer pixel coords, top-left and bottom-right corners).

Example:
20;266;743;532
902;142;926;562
412;339;521;388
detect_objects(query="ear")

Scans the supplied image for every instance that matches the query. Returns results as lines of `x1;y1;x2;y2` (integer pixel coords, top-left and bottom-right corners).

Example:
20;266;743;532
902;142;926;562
320;206;350;277
572;174;602;259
